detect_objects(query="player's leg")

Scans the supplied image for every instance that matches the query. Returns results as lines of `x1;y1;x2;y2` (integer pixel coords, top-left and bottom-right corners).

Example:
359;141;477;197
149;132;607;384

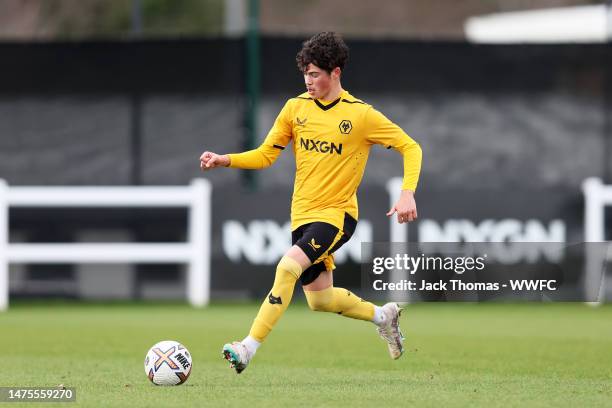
300;213;375;321
245;222;340;341
222;245;311;373
302;263;404;359
302;269;377;320
300;215;405;359
247;245;311;343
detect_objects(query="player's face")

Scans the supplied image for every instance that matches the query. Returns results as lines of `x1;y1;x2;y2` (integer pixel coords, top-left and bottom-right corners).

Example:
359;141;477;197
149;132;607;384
304;63;338;100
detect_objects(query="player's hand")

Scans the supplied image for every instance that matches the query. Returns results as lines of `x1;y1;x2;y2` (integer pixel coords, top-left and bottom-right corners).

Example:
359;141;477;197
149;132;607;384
199;151;230;171
386;190;417;224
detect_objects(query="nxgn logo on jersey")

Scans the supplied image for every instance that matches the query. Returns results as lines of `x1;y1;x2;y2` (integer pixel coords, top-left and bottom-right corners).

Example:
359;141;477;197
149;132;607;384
299;138;343;155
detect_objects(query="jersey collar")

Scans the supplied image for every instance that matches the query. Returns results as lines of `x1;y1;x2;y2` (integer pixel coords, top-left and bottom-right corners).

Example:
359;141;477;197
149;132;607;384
313;90;348;111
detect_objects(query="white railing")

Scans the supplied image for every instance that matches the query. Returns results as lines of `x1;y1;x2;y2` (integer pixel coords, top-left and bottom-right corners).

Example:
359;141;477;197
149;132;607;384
582;177;612;303
0;179;212;311
583;177;612;242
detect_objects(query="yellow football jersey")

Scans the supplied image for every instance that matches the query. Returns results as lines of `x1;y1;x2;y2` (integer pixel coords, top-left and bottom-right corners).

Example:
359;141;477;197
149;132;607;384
228;90;422;231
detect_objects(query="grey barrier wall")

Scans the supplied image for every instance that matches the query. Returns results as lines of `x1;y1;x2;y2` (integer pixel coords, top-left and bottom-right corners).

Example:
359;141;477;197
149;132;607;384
0;39;610;299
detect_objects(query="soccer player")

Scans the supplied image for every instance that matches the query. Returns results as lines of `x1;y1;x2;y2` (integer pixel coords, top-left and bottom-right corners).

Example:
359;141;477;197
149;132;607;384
200;32;422;374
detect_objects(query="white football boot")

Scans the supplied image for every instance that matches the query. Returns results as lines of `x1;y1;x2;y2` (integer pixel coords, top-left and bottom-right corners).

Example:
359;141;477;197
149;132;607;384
377;303;405;360
222;341;252;374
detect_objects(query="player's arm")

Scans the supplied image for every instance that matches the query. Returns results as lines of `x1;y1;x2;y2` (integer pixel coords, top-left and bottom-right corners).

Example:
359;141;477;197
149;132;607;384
199;101;293;171
365;107;422;224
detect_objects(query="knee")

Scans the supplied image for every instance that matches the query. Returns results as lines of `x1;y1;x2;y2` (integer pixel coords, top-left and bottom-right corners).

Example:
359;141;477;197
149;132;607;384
275;256;303;281
304;287;334;312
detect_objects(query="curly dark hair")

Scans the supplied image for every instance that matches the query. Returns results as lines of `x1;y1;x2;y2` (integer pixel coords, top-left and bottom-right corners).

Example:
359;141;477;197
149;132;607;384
296;32;349;74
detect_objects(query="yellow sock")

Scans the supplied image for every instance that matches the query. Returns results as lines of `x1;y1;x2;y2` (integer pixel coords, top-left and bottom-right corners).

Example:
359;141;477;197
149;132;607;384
248;256;302;342
304;287;375;321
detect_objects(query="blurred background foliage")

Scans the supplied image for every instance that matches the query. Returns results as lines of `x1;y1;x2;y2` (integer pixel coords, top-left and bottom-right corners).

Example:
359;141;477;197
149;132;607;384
1;0;224;39
0;0;600;40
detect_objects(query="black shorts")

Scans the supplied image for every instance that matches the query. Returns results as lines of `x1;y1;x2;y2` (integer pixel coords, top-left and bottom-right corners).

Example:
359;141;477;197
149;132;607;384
292;213;357;286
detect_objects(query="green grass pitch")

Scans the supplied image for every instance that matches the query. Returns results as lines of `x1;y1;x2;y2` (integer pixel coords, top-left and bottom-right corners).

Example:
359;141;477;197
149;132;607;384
1;301;611;407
